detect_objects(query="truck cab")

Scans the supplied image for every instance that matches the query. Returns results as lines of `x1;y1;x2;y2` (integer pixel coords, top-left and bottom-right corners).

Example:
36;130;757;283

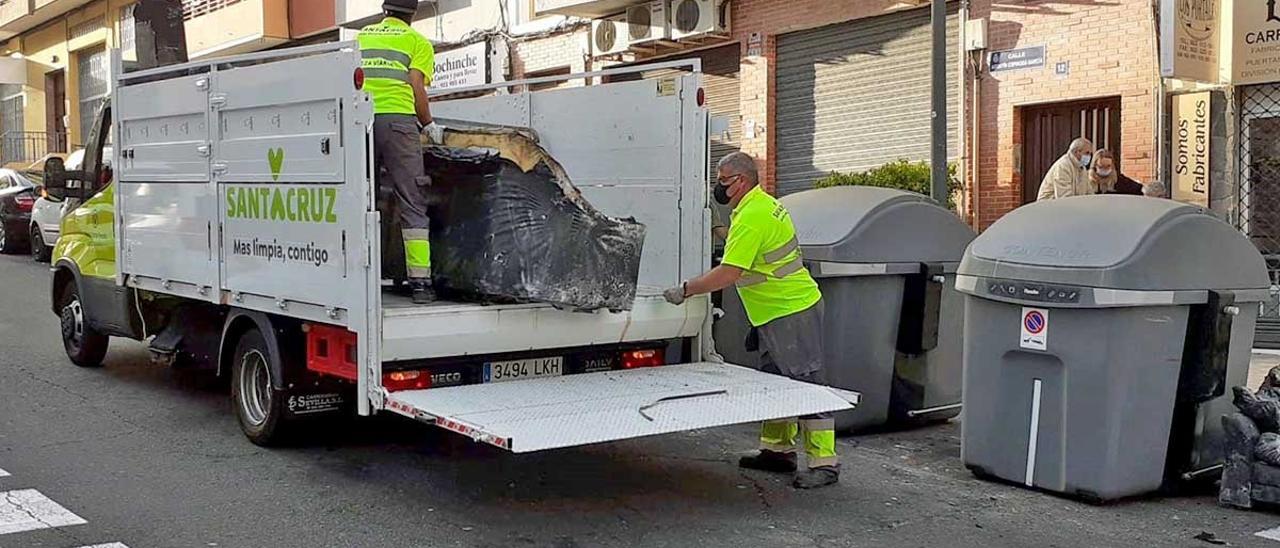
44;43;856;453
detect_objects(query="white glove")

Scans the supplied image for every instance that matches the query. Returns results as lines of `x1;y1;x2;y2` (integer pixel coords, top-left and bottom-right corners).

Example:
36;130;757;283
422;121;445;144
663;282;687;305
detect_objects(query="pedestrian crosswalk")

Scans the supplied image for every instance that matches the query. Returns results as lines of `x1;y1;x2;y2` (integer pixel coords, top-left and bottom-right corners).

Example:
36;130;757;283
0;466;129;547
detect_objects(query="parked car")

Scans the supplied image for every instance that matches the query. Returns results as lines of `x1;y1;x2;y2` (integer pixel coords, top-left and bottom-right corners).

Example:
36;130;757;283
0;168;37;254
28;148;110;262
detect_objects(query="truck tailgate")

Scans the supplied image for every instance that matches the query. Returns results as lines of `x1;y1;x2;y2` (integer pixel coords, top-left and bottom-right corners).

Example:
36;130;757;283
383;362;860;453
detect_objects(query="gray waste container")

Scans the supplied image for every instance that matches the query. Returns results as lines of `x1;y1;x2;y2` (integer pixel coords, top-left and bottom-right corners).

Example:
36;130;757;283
957;195;1270;501
714;186;975;431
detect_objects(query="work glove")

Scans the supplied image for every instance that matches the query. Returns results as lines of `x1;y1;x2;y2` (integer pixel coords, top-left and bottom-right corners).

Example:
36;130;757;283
422;121;446;144
663;282;687;305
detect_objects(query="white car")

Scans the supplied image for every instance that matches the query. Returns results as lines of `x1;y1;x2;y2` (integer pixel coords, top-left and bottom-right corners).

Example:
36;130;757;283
29;148;110;262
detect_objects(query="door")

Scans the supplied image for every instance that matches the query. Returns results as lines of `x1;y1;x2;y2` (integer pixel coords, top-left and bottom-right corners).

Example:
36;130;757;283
383;362;859;453
1020;98;1121;204
44;71;67;153
1239;84;1280;347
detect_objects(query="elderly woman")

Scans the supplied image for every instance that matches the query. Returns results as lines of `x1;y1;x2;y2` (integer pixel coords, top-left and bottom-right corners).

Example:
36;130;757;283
1090;149;1146;195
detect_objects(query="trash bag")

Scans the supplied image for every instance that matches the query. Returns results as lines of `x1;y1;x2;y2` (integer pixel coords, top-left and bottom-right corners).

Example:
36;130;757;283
420;128;646;312
1258;432;1280;467
1233;385;1280;433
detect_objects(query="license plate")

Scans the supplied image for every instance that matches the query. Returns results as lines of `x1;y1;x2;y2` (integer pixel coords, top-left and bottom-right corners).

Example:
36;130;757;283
483;357;563;383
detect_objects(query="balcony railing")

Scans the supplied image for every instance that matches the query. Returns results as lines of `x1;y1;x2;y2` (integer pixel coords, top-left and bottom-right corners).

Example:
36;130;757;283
0;131;70;169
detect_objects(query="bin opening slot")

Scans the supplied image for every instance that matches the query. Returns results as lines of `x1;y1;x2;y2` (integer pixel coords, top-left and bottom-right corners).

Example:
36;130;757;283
1164;290;1236;483
897;263;944;355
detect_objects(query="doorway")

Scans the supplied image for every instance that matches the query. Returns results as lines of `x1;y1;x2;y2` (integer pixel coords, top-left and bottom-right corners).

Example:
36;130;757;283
44;70;66;154
1020;97;1121;204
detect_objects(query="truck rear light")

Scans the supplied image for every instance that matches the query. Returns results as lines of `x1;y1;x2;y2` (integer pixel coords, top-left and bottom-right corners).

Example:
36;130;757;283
622;348;664;369
14;194;33;211
306;323;357;381
383;370;431;392
354;68;365;90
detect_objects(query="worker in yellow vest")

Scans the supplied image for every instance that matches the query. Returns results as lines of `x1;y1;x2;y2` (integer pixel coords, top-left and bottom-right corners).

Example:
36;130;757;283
358;0;443;303
663;152;838;489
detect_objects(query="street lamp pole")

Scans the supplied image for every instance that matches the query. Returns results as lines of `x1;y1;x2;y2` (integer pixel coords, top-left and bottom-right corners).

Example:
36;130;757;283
930;0;948;205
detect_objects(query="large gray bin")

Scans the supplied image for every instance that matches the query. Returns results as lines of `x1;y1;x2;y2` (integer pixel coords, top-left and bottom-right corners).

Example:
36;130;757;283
957;195;1270;501
715;186;975;431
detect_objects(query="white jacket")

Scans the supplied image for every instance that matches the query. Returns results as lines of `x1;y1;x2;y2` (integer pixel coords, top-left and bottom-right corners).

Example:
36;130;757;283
1036;153;1094;200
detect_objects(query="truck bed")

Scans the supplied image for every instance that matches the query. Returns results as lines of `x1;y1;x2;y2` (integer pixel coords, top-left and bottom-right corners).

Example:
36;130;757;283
379;286;704;362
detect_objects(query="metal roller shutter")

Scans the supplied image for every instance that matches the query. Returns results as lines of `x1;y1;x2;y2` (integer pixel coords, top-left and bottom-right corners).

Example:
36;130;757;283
775;5;960;195
609;44;741;171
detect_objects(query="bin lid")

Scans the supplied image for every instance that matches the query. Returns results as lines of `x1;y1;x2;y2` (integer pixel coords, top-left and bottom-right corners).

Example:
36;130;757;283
959;195;1269;291
779;186;976;264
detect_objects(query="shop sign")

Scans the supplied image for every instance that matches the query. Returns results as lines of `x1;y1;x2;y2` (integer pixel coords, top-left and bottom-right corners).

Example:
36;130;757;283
1171;92;1211;208
1160;0;1221;84
1234;0;1280;85
988;46;1045;73
433;42;488;92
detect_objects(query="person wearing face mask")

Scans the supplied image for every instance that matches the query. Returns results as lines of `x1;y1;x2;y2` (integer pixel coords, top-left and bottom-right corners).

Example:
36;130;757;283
1036;137;1095;201
1089;148;1144;195
662;152;838;489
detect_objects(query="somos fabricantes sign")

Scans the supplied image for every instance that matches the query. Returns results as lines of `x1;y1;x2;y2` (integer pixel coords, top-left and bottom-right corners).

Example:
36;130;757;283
1172;92;1211;208
1161;0;1221;83
1235;0;1280;84
432;41;487;92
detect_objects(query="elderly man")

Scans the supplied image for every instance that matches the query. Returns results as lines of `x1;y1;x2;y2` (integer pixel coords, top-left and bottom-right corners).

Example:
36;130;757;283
1037;137;1095;201
662;152;838;489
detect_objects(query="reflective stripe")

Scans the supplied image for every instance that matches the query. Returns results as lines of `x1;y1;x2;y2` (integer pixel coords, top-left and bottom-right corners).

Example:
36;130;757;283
363;67;410;82
808;455;839;468
773;258;804;278
362;48;412;68
737;273;767;287
762;236;799;264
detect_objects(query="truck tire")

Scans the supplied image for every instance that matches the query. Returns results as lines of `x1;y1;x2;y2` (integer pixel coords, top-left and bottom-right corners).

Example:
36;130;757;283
30;227;50;263
59;282;109;368
230;328;292;446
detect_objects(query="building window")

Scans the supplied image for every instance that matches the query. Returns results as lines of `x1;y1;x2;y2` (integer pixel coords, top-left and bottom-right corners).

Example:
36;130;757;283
77;46;109;143
0;84;25;163
507;0;539;27
525;66;571;92
120;3;136;61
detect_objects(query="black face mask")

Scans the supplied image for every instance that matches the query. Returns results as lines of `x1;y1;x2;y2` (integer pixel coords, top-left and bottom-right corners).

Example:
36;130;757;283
713;183;732;205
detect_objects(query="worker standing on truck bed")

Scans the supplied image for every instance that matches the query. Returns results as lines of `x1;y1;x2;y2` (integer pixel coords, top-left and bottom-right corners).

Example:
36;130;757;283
358;0;444;303
662;152;839;489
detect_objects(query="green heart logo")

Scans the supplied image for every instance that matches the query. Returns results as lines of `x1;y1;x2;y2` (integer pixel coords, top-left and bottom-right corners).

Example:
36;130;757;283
267;147;284;181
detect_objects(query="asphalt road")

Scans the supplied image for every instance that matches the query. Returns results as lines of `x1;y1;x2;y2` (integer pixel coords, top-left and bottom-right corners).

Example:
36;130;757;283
2;253;1280;548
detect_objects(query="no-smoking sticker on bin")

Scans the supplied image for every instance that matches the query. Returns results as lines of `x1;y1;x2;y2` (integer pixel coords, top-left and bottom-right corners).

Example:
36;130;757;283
1020;307;1048;351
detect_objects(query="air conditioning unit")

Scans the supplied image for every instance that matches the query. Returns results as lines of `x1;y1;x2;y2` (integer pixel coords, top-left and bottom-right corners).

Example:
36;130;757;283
592;14;628;56
670;0;729;40
627;1;670;46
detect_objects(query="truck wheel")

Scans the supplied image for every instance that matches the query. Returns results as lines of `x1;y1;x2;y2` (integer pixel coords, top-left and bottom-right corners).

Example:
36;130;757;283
30;227;50;262
230;328;291;446
59;283;108;367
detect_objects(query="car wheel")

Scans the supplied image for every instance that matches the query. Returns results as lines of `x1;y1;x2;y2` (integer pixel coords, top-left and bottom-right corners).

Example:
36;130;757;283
0;223;14;254
231;328;293;446
30;227;50;262
59;282;108;367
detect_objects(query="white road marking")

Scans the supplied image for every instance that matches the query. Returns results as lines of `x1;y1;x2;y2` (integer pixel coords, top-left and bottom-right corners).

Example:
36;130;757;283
0;489;87;535
1257;526;1280;542
77;543;130;548
0;468;9;477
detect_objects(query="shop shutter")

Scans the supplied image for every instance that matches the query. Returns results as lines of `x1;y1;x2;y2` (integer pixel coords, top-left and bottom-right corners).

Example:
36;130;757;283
775;5;960;195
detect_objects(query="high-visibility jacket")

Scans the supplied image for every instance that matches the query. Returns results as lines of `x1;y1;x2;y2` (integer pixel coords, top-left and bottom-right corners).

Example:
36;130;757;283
721;186;822;327
356;17;435;116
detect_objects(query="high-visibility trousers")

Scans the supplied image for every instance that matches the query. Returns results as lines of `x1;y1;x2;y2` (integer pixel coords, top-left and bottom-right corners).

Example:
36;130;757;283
373;114;432;279
759;416;838;469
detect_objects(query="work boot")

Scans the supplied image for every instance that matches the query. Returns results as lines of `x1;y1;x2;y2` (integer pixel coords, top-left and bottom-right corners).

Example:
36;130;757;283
792;466;839;489
738;450;797;473
410;278;436;304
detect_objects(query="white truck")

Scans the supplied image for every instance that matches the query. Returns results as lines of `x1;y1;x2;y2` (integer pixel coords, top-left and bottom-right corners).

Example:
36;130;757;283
43;42;857;452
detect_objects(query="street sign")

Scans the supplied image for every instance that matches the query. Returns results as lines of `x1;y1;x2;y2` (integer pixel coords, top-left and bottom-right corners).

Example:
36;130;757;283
989;46;1046;73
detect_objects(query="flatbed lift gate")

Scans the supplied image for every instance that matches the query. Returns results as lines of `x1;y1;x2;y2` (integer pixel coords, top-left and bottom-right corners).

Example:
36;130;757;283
384;363;860;453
